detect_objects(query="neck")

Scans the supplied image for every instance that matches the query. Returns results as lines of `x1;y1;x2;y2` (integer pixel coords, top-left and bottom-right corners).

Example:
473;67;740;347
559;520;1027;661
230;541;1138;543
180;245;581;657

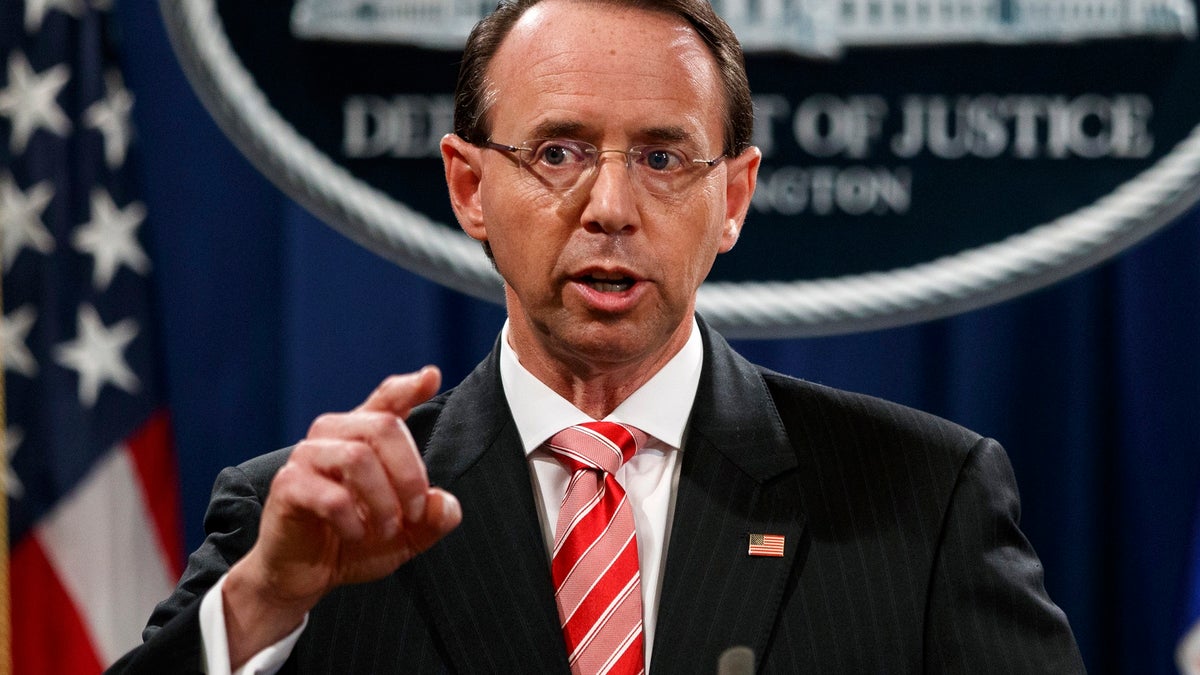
543;365;665;420
506;316;693;420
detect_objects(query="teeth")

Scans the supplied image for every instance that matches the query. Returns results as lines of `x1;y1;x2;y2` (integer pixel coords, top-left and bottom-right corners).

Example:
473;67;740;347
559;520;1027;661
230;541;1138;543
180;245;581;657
585;277;634;292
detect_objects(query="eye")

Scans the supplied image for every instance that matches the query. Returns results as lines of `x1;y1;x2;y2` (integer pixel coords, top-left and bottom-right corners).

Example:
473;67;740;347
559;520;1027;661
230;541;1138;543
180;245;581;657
639;147;685;172
533;140;587;167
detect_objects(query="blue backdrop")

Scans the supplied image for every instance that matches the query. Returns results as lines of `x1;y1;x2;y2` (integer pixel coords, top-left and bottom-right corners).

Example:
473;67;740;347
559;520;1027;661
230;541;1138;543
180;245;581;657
113;2;1200;673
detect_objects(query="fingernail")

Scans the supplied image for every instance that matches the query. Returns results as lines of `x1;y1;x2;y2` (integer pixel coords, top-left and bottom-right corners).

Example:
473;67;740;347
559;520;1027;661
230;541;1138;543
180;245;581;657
405;494;427;524
443;493;461;526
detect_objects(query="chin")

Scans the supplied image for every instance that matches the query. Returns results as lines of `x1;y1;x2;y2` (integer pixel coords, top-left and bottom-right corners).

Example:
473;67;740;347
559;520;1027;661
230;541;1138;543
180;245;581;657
567;318;674;364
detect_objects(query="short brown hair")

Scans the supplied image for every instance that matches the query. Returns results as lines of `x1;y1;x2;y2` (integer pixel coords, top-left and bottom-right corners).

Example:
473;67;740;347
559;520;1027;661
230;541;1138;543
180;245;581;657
453;0;753;157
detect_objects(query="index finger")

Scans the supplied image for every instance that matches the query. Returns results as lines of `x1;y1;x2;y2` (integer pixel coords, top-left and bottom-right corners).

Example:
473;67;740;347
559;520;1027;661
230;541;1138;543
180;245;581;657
354;366;442;524
357;366;442;419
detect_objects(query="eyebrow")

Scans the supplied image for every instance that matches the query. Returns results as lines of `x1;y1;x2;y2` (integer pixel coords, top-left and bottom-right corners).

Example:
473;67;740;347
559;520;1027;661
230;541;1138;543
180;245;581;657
635;126;692;145
528;120;587;139
525;121;699;147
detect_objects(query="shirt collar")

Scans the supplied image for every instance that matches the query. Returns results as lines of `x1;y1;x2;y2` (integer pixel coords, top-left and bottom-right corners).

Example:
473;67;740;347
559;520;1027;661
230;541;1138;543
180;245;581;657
499;318;703;456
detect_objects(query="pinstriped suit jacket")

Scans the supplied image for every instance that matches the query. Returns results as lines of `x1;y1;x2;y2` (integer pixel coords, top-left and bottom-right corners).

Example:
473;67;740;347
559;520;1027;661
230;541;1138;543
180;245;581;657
109;320;1084;673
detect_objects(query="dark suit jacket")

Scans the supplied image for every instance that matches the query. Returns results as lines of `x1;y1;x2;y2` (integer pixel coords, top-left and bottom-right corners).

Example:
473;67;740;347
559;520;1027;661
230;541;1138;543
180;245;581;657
110;321;1083;673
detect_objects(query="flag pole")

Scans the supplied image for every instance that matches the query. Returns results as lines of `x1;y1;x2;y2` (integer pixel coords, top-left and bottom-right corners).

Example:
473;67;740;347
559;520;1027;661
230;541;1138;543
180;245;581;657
1;269;11;675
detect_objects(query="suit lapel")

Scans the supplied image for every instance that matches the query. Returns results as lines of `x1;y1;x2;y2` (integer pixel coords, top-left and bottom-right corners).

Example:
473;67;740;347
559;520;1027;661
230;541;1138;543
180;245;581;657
411;347;570;673
404;325;806;673
651;323;807;674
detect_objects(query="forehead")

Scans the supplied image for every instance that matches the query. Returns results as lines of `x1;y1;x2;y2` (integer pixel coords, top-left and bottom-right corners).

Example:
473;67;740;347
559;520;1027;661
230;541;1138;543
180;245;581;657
484;0;723;143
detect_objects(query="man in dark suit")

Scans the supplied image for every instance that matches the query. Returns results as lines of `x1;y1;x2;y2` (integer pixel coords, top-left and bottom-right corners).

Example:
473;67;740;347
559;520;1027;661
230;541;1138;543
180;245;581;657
111;0;1084;672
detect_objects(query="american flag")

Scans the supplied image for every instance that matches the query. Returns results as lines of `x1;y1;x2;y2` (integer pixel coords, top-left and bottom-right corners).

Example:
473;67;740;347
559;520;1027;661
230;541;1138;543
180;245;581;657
1;1;183;671
747;533;785;558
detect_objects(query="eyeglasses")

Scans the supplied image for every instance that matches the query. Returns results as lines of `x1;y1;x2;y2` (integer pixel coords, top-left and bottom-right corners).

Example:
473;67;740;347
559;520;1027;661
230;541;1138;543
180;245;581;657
478;138;724;196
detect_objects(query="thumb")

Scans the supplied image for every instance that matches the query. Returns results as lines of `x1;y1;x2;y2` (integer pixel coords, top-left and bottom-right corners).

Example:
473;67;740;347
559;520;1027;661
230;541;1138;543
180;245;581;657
357;366;442;418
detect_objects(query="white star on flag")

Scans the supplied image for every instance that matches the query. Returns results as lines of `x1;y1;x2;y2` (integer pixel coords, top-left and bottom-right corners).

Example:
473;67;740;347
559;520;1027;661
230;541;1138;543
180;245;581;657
23;0;86;32
0;51;72;154
0;172;56;269
53;303;142;408
84;69;133;170
4;425;26;500
2;303;39;378
72;188;149;290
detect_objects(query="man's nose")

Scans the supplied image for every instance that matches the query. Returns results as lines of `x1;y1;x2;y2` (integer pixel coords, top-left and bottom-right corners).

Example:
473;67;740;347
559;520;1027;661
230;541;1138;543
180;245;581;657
580;153;640;235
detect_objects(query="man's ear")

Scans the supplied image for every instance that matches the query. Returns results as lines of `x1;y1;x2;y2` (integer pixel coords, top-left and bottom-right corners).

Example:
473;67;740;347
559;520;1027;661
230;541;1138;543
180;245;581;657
441;133;487;242
718;145;761;253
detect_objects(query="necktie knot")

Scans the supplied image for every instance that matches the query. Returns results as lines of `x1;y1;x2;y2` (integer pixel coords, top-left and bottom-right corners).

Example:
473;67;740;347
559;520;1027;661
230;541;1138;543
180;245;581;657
545;421;646;475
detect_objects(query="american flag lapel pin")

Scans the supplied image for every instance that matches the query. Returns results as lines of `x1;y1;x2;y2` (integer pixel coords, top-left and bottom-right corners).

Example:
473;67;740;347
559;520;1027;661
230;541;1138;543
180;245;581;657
748;533;786;557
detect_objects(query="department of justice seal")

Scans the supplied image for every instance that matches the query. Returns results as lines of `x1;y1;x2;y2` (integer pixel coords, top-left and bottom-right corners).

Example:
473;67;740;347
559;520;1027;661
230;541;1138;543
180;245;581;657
162;0;1200;337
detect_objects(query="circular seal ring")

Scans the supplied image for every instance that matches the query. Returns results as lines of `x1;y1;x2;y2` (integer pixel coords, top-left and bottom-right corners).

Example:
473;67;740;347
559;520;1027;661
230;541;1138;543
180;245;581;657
161;0;1200;338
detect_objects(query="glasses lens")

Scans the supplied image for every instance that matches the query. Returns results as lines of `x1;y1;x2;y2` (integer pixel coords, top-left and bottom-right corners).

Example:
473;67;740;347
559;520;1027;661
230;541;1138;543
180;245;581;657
630;146;693;195
510;139;717;195
520;139;592;190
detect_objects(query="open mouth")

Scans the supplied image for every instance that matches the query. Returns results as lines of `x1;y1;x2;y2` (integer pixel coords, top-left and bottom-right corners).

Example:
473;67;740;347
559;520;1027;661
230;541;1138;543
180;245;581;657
579;272;636;293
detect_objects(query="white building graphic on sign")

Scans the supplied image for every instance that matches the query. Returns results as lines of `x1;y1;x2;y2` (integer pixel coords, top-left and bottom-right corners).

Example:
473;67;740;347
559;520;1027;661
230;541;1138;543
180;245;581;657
291;0;498;48
292;0;1197;54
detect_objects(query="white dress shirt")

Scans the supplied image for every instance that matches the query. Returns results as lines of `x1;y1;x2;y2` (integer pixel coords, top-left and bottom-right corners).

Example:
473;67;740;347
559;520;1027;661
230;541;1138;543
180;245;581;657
500;319;701;671
199;319;703;675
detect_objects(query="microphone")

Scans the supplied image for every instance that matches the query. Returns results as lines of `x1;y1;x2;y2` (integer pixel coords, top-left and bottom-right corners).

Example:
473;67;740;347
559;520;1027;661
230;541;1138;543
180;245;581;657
716;645;755;675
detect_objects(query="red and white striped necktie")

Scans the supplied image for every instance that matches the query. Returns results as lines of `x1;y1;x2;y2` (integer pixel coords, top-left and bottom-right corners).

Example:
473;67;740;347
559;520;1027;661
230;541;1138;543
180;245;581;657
545;421;648;675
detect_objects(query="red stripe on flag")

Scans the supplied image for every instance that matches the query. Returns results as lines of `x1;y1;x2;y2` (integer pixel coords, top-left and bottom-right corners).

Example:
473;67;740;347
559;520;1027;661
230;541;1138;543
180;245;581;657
12;535;105;674
125;409;185;579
